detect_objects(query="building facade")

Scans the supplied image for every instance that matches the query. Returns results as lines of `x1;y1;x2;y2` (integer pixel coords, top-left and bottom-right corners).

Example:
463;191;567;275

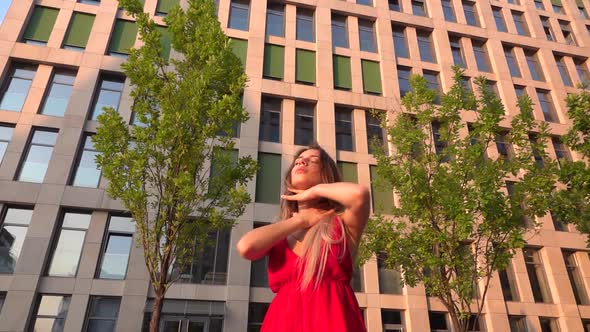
0;0;590;331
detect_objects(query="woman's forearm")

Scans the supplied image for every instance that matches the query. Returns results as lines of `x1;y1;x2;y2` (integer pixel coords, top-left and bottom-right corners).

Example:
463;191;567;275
236;216;304;261
312;182;369;210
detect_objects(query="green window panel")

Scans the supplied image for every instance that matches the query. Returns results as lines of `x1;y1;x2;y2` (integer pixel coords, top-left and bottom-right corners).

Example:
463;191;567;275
361;60;382;95
230;38;248;65
108;20;137;55
263;44;284;80
156;26;171;59
551;0;562;5
577;0;585;7
23;6;59;43
333;55;352;89
255;153;282;204
337;161;358;183
296;49;316;84
370;165;394;214
157;0;179;14
63;12;95;49
208;149;239;193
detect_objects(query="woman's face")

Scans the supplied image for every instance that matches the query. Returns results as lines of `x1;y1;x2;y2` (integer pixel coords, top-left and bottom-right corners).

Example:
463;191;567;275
290;149;323;190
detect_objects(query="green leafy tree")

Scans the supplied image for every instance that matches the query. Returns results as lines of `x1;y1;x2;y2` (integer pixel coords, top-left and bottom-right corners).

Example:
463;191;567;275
552;86;590;238
360;68;558;331
92;1;257;331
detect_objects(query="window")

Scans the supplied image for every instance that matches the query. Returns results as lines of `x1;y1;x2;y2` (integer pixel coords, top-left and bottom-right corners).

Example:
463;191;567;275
47;212;91;277
97;216;134;280
22;6;59;45
370;165;394;214
296;49;316;84
551;209;567;231
467;315;483;331
541;16;555;41
333;55;352;90
509;315;527;332
62;12;95;51
442;0;456;22
0;207;33;273
583;319;590;332
496;132;513;162
535;0;545;10
266;3;284;37
359;19;376;52
525;51;545;81
250;223;270;287
431;121;447;156
17;129;58;183
507;0;520;4
504;46;521;77
392;25;409;58
90;75;125;120
563;250;589;305
398;66;411;97
412;0;427;16
156;0;178;16
450;36;466;68
580;1;589;18
429;312;450;332
30;295;70;332
255;153;281;204
108;20;137;57
382;310;404;332
417;30;436;63
423;71;441;104
71;134;101;187
142;300;224;332
523;247;552;303
378;253;402;294
514;85;527;98
553;0;564;14
0;124;14;163
493;7;507;32
463;1;480;26
170;228;230;284
228;0;249;31
296;7;314;42
263;44;284;80
259;96;281;143
208;149;238;194
575;58;590;84
551;56;571;87
40;70;76;117
84;297;121;331
552;137;571;163
560;20;577;45
335;107;354;151
0;292;4;313
499;263;519;301
332;14;349;48
512;11;529;36
366;112;384;154
539;317;559;332
338;161;358;183
389;0;402;11
248;303;269;331
0;63;37;112
155;26;171;60
529;134;544;168
294;102;315;146
361;60;382;95
536;89;558;122
229;38;247;65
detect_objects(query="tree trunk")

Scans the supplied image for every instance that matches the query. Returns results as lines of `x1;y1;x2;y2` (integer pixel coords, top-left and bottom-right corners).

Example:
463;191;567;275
149;285;166;332
448;308;464;332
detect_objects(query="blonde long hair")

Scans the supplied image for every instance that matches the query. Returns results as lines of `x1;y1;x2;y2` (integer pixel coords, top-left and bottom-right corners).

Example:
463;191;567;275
280;143;347;291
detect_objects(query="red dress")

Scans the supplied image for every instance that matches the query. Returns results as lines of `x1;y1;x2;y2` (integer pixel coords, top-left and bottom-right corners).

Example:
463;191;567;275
261;216;367;332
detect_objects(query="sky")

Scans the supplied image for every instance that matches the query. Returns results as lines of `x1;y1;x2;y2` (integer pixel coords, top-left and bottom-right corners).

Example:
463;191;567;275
0;0;10;26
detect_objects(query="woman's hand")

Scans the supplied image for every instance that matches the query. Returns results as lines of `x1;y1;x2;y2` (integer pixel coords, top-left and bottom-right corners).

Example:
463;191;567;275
281;186;321;203
293;208;335;229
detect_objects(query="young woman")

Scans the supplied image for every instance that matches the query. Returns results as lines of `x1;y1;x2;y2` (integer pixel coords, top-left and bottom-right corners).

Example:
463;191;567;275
237;143;370;331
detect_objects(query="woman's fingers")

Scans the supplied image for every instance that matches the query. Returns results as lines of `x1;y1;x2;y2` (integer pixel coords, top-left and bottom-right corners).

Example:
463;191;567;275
287;187;303;194
281;194;300;201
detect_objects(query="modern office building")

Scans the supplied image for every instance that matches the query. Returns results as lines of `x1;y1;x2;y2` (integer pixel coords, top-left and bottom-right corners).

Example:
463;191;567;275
0;0;590;331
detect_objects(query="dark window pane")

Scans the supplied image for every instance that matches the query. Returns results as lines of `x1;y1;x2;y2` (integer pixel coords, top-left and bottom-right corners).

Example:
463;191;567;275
296;8;314;42
0;208;33;273
294;102;315;146
332;14;349;48
229;0;250;31
417;31;436;63
265;4;284;37
392;26;409;58
259;97;281;143
335;107;353;151
358;19;376;52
